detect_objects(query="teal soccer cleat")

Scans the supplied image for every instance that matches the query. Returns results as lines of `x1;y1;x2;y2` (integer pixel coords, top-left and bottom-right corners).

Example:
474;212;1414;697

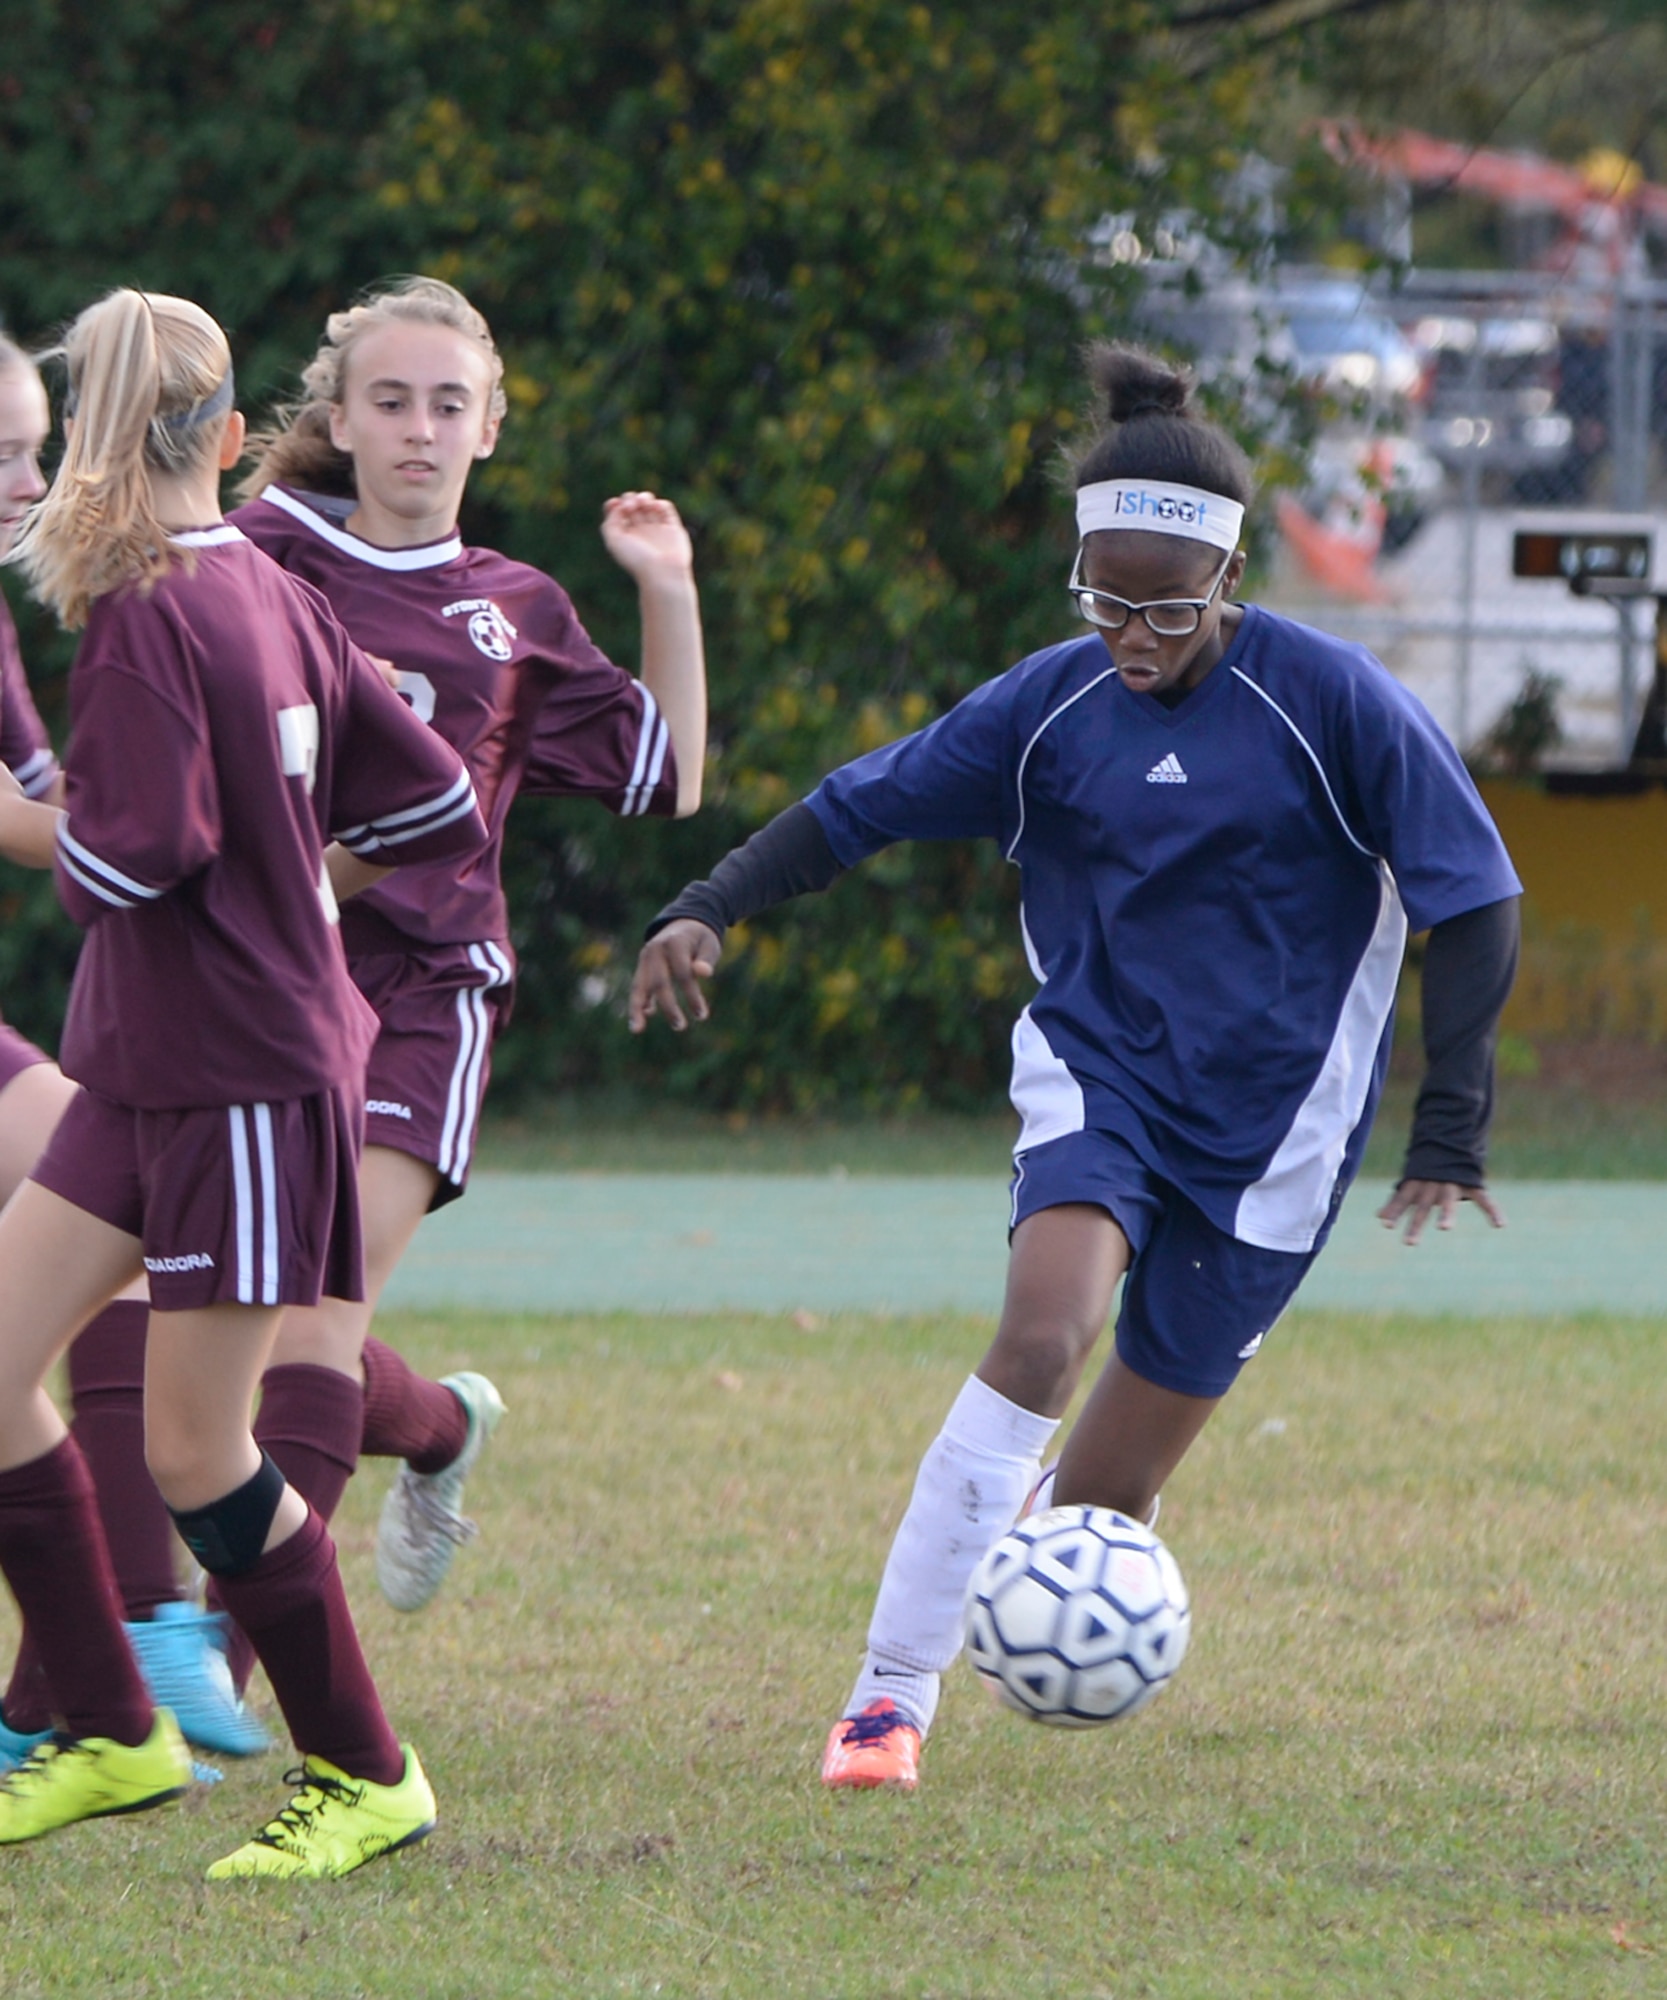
125;1603;271;1757
0;1706;51;1776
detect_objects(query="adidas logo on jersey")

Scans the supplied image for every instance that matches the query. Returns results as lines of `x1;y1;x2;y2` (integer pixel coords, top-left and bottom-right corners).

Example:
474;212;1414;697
1146;753;1188;784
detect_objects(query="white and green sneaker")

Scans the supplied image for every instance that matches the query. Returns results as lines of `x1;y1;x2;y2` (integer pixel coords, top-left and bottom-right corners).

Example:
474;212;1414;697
374;1372;505;1613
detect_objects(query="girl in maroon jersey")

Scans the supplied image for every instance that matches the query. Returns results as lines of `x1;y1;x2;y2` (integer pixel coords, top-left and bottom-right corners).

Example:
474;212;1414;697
0;335;266;1768
200;277;705;1643
0;287;486;1877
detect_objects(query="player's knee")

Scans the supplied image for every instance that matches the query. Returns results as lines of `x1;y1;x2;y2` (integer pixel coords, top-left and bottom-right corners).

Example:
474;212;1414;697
158;1451;286;1576
989;1310;1100;1399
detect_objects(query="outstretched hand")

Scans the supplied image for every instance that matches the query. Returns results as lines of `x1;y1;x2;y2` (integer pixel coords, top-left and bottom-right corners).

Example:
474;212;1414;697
601;491;694;584
629;918;723;1033
1376;1179;1506;1246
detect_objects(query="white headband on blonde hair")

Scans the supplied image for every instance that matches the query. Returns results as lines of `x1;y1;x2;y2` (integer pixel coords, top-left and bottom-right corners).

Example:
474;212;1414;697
1075;478;1244;552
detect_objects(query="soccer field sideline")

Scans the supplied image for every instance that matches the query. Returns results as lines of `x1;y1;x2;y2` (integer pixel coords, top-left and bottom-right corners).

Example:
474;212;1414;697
381;1173;1667;1317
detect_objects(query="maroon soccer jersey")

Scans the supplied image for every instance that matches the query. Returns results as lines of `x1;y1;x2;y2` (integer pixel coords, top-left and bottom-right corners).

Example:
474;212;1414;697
54;527;486;1108
231;485;678;950
0;595;60;798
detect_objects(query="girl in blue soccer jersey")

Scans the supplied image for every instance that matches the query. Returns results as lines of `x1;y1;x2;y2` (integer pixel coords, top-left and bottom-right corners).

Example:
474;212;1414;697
629;343;1522;1792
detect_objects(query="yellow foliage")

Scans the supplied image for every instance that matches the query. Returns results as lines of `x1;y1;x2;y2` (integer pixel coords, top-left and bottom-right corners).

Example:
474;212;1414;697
973;953;1009;1001
816;964;861;1030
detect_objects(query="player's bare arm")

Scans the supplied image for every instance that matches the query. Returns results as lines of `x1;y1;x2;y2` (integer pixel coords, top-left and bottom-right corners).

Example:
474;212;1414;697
601;492;707;818
0;762;62;870
628;917;722;1033
323;840;395;904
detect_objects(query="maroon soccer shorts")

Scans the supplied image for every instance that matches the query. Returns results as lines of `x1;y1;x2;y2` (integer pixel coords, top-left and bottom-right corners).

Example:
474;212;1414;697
0;1019;50;1095
30;1084;366;1311
348;939;514;1210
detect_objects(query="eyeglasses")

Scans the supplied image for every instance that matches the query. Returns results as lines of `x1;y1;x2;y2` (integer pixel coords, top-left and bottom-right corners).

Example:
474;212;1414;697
1067;546;1235;637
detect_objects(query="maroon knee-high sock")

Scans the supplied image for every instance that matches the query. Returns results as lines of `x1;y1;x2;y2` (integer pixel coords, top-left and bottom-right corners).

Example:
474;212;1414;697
7;1301;179;1731
255;1364;363;1525
212;1507;404;1786
213;1363;365;1695
0;1437;153;1746
361;1336;467;1473
70;1300;176;1616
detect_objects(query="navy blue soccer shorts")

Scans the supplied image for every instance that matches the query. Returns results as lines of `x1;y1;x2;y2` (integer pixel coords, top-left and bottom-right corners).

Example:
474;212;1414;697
1009;1128;1320;1399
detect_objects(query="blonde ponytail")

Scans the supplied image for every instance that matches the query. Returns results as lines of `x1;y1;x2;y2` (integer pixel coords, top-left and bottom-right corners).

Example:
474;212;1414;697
12;290;232;629
240;275;507;502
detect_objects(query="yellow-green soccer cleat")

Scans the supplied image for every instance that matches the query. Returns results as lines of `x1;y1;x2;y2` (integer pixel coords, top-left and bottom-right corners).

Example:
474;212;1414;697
0;1709;190;1844
206;1745;436;1881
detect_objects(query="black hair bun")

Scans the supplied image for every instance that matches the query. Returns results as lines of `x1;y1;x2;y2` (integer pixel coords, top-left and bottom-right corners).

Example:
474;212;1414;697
1087;342;1192;425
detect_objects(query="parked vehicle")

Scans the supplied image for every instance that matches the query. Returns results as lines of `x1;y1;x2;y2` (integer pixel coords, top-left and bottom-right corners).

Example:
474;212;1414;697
1406;313;1577;495
1129;263;1445;547
1271;278;1424;409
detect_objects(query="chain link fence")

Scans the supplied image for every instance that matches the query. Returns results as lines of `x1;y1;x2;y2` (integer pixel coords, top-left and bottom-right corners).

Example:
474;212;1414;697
1137;262;1667;764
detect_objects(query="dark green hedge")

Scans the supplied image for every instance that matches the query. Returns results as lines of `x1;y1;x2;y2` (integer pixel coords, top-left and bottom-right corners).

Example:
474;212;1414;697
0;1;1289;1108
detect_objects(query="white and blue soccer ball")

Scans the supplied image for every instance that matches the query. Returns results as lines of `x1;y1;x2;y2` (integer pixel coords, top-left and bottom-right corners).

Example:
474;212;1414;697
964;1504;1190;1727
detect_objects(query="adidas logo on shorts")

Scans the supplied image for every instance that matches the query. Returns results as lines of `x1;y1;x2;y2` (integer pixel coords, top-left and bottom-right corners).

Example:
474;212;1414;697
1146;753;1188;784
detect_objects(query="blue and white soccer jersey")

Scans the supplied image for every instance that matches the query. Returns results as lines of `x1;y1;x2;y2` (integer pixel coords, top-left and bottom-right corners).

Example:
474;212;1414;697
806;604;1521;1394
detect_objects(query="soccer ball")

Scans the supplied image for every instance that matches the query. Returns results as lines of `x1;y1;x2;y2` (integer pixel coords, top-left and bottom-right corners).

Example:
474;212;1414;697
964;1504;1190;1727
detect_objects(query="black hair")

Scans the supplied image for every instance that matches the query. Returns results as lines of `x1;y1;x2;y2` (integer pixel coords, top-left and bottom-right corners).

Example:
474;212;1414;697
1071;342;1254;506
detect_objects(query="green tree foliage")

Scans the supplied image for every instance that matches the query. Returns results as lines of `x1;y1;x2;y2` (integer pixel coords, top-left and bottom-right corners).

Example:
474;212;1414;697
0;0;423;1053
360;0;1256;1110
0;0;1385;1105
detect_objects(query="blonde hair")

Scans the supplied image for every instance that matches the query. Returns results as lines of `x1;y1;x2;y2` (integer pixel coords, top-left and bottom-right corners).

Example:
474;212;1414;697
239;275;507;502
11;290;232;629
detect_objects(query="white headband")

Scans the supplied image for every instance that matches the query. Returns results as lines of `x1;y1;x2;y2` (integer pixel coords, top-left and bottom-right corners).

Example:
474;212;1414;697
1075;478;1244;552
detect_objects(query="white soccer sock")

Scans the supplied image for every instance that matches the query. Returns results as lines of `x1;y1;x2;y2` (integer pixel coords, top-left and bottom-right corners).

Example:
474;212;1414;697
846;1374;1060;1731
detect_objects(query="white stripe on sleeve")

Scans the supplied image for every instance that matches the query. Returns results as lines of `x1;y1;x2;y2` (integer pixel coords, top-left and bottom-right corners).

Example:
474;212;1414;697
56;823;167;907
11;749;56;798
632;713;670;816
620;683;660;815
335;769;477;856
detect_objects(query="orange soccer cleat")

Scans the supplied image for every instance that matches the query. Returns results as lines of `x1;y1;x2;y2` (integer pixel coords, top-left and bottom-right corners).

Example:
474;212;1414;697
820;1699;922;1791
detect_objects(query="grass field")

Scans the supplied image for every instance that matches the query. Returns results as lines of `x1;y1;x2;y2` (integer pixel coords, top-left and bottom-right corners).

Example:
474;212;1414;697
6;1304;1667;1998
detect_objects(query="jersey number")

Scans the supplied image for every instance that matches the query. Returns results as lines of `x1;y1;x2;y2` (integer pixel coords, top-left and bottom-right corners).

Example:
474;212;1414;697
276;703;320;795
396;670;439;728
